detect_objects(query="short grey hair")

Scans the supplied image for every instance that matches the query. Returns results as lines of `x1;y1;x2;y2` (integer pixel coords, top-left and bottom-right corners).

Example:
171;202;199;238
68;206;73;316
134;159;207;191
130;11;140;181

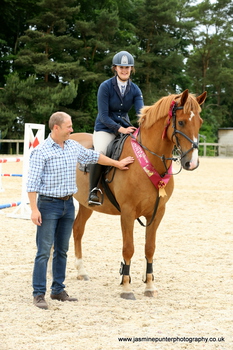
49;112;71;130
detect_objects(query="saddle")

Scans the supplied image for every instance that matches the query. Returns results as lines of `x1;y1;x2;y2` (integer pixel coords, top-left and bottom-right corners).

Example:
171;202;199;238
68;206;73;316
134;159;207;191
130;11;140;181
78;134;129;211
106;134;129;160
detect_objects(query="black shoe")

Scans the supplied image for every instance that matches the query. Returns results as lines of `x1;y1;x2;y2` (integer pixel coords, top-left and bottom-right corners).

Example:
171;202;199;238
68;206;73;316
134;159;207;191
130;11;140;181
33;294;48;310
89;190;99;202
50;290;78;302
88;188;102;206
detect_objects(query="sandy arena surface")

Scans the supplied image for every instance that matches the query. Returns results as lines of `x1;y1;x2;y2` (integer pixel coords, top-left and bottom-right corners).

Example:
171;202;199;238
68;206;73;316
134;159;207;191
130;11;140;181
0;156;232;350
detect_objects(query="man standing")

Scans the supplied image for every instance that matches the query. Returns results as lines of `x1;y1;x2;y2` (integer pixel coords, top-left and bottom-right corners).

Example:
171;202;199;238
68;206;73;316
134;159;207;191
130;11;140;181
27;111;134;310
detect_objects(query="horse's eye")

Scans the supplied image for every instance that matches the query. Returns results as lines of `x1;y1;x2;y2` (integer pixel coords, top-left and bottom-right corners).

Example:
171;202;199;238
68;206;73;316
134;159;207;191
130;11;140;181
178;121;184;127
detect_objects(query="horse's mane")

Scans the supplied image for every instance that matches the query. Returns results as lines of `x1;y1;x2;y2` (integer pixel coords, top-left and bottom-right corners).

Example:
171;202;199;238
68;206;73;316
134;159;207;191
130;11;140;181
138;93;202;129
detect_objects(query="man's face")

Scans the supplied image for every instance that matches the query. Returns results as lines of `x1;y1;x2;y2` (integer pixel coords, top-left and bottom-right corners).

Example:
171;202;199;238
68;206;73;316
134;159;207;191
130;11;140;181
59;116;73;141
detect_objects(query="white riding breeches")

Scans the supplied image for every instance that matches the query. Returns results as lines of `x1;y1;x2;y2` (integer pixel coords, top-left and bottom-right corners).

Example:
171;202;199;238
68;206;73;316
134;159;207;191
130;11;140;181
93;131;116;155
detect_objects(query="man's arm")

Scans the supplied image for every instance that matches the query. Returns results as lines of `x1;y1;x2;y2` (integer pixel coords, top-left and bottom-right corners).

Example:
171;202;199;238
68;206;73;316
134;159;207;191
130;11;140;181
28;192;42;226
97;154;134;169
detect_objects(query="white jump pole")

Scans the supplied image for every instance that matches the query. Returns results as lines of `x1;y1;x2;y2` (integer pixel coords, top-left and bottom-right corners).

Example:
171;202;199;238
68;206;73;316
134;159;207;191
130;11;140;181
7;123;45;219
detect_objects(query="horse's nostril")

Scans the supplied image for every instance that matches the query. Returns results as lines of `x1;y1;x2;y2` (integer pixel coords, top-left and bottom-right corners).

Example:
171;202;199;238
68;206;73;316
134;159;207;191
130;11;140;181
185;161;190;169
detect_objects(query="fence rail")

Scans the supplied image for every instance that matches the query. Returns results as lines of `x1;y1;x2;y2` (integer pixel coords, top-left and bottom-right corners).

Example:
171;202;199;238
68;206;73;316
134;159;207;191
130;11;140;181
0;140;24;155
199;143;233;157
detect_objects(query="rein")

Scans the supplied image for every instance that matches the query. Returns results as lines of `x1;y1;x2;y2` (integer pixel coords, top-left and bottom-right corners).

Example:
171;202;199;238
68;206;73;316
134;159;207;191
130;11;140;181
130;130;181;176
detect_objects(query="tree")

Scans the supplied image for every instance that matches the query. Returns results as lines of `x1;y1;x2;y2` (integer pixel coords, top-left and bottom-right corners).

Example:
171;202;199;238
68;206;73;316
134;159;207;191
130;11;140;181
134;0;191;105
1;0;233;144
2;0;85;137
71;0;141;131
185;0;233;140
0;74;77;138
0;0;39;86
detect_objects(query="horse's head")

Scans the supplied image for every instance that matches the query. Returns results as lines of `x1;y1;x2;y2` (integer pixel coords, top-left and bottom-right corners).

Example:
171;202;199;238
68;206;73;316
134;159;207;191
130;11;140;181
138;89;207;172
164;89;207;170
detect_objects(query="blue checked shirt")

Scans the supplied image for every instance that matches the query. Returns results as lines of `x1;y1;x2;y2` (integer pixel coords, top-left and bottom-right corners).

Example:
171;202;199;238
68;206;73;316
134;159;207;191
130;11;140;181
27;135;100;197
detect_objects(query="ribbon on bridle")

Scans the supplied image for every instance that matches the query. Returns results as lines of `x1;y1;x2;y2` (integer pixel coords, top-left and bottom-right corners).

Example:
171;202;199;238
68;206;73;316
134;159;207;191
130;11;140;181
131;129;172;197
162;100;176;139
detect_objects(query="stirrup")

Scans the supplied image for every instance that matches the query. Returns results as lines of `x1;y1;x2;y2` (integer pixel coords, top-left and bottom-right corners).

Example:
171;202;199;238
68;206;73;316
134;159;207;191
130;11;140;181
88;187;103;206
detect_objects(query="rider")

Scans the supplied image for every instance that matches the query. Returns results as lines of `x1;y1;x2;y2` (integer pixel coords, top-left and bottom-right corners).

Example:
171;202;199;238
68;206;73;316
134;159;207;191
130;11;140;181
88;50;144;205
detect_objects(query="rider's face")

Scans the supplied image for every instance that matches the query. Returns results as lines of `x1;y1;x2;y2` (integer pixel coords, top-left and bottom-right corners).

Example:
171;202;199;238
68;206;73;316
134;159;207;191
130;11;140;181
115;66;132;82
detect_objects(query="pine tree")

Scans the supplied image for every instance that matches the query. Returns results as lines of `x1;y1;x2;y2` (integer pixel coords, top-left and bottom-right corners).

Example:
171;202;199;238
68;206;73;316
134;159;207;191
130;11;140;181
2;0;85;138
135;0;189;104
185;0;233;140
0;74;77;138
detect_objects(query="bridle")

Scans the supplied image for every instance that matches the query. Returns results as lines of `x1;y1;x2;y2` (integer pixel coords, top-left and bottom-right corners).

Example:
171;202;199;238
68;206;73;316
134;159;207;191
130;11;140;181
131;100;200;176
171;102;199;159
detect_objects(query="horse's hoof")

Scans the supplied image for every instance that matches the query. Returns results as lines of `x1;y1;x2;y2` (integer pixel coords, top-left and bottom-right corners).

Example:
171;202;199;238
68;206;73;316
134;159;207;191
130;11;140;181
144;290;157;298
77;274;89;281
120;292;136;300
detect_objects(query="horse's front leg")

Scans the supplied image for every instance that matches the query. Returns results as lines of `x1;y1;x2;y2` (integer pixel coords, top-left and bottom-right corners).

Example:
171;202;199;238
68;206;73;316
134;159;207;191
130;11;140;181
120;213;135;300
73;203;93;281
143;207;165;297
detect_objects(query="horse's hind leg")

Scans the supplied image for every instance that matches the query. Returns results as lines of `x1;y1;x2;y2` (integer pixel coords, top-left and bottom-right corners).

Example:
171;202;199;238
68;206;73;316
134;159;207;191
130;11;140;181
73;203;93;281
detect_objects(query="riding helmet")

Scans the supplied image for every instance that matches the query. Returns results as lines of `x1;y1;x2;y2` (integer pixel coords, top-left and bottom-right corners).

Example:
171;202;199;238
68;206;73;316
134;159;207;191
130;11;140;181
112;51;134;66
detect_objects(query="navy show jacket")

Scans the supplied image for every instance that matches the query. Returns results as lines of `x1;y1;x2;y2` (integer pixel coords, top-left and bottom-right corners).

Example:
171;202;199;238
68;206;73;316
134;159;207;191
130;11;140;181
94;76;144;134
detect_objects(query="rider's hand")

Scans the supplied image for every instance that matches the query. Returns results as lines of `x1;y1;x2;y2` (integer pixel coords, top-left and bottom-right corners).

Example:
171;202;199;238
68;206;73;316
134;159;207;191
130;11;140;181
118;126;137;134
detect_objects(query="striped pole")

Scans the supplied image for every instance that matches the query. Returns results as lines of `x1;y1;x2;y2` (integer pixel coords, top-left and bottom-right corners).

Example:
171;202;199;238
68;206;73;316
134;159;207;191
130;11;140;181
1;174;23;177
0;201;21;210
0;158;23;191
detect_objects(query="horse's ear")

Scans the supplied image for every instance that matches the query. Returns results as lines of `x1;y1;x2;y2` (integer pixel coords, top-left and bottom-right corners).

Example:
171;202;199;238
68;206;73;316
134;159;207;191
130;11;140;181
196;91;207;106
180;89;189;106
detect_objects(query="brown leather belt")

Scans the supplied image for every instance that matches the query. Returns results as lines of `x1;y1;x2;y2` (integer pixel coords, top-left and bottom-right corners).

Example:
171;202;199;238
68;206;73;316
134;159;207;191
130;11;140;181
39;195;73;201
57;195;73;200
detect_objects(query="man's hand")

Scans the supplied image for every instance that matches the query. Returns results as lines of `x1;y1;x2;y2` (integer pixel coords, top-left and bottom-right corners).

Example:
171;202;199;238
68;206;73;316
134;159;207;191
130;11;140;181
28;192;42;226
98;154;134;169
116;156;134;170
31;209;42;226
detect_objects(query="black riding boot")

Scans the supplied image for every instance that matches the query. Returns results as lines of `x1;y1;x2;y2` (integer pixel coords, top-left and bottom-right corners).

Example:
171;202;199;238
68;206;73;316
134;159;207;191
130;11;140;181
88;163;103;206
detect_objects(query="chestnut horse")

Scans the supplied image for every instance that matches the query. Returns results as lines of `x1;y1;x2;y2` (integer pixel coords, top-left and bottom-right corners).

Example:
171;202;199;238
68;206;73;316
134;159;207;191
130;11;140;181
70;89;207;300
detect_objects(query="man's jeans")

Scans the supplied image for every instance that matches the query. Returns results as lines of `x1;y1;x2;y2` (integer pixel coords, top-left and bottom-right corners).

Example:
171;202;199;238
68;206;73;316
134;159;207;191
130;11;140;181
33;195;75;297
